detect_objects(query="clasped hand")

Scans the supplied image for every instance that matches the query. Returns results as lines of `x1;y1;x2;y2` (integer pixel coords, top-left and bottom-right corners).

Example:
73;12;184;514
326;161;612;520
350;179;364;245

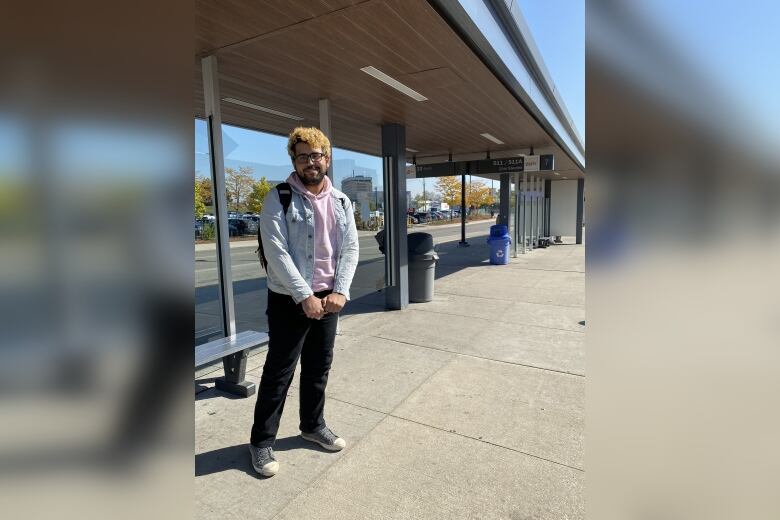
301;293;346;319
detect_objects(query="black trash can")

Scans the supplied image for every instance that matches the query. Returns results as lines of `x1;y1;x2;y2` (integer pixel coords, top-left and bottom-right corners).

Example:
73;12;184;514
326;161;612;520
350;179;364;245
407;232;438;302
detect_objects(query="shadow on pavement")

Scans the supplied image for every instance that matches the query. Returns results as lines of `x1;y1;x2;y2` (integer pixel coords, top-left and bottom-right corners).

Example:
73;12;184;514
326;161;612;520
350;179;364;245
272;435;332;453
194;384;249;402
195;444;256;478
195;437;334;478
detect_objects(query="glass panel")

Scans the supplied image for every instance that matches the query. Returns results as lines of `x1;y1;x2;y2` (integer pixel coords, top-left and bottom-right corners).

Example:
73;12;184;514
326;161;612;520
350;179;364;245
406;173;499;232
331;148;386;299
220;124;290;335
202;124;390;332
194;118;225;345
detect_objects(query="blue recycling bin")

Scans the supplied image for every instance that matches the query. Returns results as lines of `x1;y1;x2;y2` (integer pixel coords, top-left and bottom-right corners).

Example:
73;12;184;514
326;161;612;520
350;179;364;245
487;224;511;265
490;224;508;238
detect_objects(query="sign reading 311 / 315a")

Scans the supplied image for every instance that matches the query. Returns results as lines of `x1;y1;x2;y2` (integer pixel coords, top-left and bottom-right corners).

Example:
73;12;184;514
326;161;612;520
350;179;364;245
475;157;524;175
476;154;554;174
409;154;555;178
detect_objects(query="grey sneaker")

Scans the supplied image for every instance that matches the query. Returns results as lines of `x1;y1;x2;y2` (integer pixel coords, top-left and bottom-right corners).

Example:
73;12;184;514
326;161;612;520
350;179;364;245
300;426;346;451
249;445;279;477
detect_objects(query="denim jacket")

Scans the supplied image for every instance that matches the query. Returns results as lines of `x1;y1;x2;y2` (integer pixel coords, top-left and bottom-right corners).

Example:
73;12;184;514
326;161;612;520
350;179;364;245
259;182;359;304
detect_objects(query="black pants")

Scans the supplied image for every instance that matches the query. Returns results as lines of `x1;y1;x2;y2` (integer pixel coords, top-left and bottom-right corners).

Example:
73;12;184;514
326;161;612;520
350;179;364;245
250;289;338;448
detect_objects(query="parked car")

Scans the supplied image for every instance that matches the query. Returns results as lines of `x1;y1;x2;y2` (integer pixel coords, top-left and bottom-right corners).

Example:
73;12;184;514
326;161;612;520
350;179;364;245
242;215;260;234
228;218;249;235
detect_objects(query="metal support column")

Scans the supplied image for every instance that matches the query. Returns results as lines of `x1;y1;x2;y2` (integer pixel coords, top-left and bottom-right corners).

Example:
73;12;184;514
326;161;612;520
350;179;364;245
544;179;552;237
576;178;585;244
528;175;534;251
537;176;542;243
512;172;519;257
381;123;408;310
202;55;235;338
528;175;536;250
459;168;469;247
535;176;540;247
203;55;254;397
534;176;540;247
521;171;527;253
318;98;333;179
499;173;510;227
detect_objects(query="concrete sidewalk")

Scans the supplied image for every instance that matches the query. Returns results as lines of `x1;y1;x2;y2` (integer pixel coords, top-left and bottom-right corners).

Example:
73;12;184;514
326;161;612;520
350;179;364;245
195;236;585;519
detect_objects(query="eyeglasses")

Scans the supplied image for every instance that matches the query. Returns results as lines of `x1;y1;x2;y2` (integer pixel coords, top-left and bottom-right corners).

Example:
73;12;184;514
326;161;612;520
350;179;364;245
295;152;326;163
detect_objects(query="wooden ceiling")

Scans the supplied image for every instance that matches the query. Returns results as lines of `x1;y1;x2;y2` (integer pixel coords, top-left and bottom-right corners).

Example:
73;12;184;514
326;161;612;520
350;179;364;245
195;0;582;177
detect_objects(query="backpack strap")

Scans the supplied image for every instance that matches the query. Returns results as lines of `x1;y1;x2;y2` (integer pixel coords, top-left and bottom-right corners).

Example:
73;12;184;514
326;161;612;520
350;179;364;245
255;182;293;263
275;182;293;215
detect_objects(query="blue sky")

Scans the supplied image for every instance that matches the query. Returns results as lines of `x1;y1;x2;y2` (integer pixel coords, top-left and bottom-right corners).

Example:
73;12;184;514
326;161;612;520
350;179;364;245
634;0;780;147
518;0;585;140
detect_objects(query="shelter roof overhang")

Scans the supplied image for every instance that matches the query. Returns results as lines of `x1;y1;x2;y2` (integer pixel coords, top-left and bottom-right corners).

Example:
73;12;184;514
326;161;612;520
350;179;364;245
195;0;584;179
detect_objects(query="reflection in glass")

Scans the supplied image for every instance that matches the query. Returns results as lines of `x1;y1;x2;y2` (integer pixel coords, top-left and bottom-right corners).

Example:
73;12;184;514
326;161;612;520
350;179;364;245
194;118;224;345
331;149;386;298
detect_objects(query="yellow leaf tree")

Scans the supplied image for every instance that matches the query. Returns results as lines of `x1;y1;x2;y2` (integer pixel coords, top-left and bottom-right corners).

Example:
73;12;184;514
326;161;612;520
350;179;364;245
468;180;494;208
436;176;462;208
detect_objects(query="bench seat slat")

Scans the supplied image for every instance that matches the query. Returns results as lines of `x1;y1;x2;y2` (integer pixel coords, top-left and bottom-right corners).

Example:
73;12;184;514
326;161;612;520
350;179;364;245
195;330;269;367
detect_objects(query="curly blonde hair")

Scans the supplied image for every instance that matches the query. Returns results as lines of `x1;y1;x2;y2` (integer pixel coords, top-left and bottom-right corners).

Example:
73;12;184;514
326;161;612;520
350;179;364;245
287;127;331;162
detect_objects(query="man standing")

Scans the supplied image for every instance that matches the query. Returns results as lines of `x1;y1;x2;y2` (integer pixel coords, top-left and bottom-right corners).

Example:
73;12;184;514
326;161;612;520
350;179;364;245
249;127;359;477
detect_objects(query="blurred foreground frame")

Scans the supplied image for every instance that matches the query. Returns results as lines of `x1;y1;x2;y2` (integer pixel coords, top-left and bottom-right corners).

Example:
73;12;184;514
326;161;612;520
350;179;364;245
587;2;780;520
0;1;194;520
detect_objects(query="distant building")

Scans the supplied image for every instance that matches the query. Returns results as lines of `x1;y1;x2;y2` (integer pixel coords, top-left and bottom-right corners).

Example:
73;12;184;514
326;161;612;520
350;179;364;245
332;159;376;189
374;190;412;210
341;175;373;204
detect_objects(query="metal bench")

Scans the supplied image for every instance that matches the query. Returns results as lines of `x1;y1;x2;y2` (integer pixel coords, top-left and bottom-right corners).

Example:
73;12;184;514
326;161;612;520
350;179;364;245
195;330;269;397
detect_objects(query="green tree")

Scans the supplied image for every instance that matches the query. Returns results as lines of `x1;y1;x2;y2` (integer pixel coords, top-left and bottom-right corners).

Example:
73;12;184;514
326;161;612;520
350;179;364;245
246;177;273;214
195;179;206;219
225;166;255;212
195;176;213;206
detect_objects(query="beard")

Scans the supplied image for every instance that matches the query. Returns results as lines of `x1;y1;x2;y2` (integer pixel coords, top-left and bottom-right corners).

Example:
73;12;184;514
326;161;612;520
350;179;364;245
296;166;326;186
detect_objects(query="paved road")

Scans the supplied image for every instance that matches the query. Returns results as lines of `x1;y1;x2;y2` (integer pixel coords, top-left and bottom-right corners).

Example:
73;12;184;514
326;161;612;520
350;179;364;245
195;220;495;340
195;220;494;288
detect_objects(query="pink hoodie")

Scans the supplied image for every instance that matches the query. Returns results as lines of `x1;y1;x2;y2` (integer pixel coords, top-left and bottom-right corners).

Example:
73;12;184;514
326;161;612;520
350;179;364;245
287;172;337;292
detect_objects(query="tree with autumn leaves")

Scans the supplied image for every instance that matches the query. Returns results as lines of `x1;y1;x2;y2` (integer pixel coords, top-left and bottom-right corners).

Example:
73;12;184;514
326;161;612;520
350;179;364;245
436;176;462;208
467;181;494;208
225;166;255;213
435;176;495;209
195;166;274;216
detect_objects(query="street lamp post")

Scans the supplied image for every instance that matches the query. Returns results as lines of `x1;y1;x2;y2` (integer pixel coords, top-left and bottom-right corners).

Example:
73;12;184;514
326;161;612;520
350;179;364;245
422;177;426;212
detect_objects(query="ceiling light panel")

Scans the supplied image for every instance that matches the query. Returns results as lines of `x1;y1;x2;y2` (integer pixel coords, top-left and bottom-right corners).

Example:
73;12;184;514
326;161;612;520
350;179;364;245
222;97;304;121
360;66;428;102
480;133;504;145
